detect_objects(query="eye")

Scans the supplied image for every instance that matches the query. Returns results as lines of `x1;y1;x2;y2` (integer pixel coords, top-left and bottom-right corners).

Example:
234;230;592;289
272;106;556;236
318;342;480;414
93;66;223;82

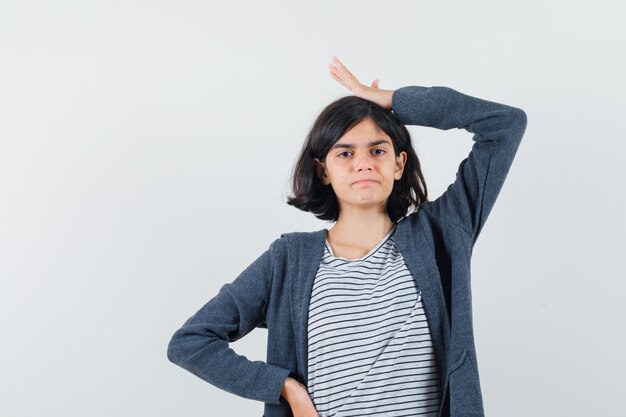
337;149;386;158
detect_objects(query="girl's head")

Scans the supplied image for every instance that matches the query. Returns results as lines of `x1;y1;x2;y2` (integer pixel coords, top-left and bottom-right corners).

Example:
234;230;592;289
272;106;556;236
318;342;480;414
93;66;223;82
287;95;428;223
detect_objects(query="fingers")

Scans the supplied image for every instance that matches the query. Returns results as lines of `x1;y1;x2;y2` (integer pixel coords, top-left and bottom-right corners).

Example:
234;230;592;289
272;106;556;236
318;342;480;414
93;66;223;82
331;55;345;69
329;70;349;90
328;55;363;92
328;63;350;91
330;55;356;81
328;62;345;83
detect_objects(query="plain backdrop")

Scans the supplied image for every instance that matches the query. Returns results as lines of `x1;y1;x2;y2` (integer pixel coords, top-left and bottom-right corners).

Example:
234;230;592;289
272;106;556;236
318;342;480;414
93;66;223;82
1;1;625;416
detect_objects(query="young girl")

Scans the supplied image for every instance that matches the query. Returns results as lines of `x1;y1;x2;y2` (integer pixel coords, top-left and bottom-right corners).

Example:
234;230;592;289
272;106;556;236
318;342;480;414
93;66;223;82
167;56;527;417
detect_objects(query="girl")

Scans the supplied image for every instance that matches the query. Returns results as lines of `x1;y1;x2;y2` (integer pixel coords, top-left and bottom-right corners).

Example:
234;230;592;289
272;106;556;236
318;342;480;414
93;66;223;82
167;56;528;417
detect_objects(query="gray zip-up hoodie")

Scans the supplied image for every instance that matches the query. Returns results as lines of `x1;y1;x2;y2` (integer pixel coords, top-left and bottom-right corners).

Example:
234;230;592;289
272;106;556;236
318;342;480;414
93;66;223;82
167;85;528;417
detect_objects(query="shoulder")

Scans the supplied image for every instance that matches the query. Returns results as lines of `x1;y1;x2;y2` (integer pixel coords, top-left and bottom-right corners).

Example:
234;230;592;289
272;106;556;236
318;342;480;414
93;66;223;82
401;201;468;233
267;229;326;259
398;202;473;256
277;228;326;242
268;228;325;250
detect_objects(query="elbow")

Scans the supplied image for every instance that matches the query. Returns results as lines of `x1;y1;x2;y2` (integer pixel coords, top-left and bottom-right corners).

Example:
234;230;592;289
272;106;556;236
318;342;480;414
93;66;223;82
166;328;221;368
511;107;528;131
166;338;179;365
166;331;186;366
505;107;528;141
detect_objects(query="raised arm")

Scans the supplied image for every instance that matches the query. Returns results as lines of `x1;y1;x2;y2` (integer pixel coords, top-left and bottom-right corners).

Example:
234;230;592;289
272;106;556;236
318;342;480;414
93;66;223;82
166;239;291;405
327;56;527;245
392;85;528;243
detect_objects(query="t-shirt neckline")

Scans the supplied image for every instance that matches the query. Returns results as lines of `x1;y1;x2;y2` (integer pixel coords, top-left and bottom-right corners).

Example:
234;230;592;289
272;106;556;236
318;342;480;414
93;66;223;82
325;224;397;262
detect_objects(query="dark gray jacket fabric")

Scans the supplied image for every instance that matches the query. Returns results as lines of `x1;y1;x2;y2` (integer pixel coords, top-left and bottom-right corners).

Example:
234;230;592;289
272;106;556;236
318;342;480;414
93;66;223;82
167;85;528;417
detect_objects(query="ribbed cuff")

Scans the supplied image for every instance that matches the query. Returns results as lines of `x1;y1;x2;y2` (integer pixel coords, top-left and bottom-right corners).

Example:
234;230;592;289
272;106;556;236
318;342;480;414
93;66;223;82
252;363;292;405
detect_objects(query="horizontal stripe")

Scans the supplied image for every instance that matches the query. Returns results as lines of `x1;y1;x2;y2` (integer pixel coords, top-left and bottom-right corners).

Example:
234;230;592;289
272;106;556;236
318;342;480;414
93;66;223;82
307;225;441;417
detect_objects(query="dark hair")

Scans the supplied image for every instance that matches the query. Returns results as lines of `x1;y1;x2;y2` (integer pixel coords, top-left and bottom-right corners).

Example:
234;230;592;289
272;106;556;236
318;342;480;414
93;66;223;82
286;95;428;224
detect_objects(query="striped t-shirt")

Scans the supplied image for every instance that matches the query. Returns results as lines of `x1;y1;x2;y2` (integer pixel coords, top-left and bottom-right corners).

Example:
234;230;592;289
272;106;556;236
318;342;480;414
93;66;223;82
306;224;441;417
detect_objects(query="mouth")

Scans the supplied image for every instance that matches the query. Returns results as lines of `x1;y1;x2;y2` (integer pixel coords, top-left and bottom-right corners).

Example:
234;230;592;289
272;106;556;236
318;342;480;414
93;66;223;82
353;179;377;185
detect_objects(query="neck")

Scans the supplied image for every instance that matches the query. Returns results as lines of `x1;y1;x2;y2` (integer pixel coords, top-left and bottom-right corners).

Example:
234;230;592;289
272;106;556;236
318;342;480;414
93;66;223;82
328;207;394;246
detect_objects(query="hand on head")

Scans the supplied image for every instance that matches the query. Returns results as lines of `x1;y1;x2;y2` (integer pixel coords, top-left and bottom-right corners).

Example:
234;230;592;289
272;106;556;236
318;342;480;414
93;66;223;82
328;55;395;110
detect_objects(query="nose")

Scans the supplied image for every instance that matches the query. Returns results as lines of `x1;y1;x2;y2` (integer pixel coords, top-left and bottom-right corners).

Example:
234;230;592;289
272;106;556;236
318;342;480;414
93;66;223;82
353;151;374;171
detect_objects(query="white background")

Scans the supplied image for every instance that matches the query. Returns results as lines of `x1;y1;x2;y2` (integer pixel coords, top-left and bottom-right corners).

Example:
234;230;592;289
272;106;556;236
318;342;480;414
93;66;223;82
1;1;624;416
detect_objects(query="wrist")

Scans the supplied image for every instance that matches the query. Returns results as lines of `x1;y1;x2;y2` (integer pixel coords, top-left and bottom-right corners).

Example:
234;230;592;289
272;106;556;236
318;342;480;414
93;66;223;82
383;89;395;110
281;377;299;402
357;86;394;110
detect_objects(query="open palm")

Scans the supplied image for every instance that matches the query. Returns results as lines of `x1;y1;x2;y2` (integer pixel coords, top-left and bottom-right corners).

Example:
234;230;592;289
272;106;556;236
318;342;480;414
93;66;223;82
327;55;395;110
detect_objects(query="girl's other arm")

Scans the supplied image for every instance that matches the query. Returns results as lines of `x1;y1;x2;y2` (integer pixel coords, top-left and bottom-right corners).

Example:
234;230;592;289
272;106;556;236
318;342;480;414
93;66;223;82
167;240;291;405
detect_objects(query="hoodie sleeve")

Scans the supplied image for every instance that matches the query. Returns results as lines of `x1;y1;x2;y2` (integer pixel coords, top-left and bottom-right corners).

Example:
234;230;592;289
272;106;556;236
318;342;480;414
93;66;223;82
391;86;528;244
166;238;291;405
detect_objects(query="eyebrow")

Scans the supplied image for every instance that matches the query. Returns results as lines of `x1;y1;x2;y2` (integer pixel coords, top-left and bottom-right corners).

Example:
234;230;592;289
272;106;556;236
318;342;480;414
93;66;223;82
331;139;391;150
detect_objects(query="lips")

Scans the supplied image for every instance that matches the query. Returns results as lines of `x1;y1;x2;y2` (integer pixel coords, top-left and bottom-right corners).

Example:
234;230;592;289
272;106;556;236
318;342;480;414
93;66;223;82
353;179;377;185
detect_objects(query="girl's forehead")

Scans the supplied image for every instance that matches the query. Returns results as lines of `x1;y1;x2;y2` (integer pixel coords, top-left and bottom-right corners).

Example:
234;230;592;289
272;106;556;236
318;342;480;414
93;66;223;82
337;119;390;143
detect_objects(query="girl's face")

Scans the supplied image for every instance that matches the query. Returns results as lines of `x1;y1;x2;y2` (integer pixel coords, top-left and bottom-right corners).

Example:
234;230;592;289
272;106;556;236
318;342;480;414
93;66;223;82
314;117;407;215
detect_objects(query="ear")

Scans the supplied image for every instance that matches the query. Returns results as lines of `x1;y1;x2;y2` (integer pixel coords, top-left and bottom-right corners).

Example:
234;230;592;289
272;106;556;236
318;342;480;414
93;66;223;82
313;157;330;185
394;151;407;180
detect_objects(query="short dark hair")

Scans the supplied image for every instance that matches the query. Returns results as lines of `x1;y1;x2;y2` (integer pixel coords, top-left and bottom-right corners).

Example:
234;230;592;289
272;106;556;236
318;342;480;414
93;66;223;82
286;95;428;223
